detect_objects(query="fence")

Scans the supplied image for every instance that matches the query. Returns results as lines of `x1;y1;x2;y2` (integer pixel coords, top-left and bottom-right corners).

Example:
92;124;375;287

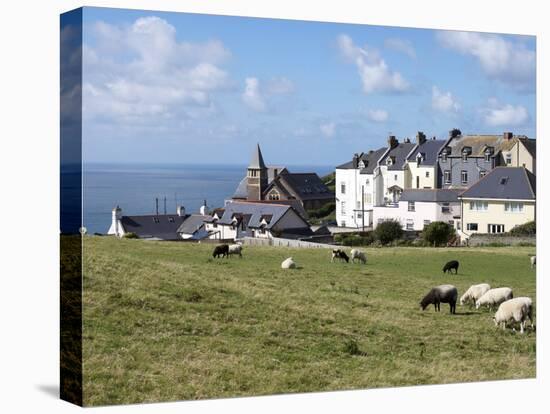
240;236;339;249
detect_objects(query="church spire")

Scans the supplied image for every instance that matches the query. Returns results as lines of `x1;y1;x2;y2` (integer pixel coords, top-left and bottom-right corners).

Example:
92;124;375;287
249;143;267;169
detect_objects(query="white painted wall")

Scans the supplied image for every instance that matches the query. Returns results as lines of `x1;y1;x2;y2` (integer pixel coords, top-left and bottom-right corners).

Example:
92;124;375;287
335;167;376;228
373;200;461;231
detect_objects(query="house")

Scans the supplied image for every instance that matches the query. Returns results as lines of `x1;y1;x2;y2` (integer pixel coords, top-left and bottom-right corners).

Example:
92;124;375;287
373;189;462;231
502;137;536;174
374;135;416;206
108;205;210;240
203;201;312;240
458;167;536;238
335;147;387;228
231;144;333;211
404;132;446;189
436;130;533;189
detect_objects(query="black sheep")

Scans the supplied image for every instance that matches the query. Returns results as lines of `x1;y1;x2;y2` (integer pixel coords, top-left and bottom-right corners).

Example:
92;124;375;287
331;249;349;263
420;285;457;314
442;260;459;274
212;244;229;258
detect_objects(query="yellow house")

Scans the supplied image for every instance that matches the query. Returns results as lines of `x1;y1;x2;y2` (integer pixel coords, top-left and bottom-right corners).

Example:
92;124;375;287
459;167;536;238
404;134;446;189
501;137;536;174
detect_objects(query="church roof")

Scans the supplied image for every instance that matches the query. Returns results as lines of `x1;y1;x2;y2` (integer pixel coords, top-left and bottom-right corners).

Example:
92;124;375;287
249;143;267;169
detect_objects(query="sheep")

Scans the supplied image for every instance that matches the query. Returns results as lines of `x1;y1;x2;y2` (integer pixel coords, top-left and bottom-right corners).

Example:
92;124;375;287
494;297;533;334
227;244;243;258
530;256;536;268
475;287;513;310
350;249;367;264
212;244;229;258
442;260;459;274
512;297;534;329
331;249;349;263
281;257;296;269
459;283;491;306
420;284;458;314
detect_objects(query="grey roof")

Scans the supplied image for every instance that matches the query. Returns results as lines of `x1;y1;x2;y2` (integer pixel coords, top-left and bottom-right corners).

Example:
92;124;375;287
120;214;187;240
176;214;210;235
335;147;386;173
520;138;536;158
400;189;462;203
407;139;446;165
249;143;267;169
442;134;528;157
460;167;536;200
379;142;416;170
267;172;333;201
232;166;286;199
216;201;308;229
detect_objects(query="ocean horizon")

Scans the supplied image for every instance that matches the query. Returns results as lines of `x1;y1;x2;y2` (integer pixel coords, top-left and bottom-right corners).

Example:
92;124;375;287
82;162;334;234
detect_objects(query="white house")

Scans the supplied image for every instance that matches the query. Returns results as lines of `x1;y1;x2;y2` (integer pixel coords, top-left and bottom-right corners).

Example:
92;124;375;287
335;147;387;228
404;133;446;189
373;189;462;230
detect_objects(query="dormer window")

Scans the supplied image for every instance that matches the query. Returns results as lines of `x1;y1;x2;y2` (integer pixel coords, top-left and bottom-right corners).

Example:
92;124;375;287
441;147;450;162
386;156;395;166
484;147;494;162
358;160;365;169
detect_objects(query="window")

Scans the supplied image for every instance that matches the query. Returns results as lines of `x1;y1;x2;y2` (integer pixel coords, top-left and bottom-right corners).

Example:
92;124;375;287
425;171;430;178
394;174;398;181
461;170;468;185
341;220;346;227
457;221;461;230
268;192;280;201
479;170;486;179
462;153;468;162
470;201;488;211
505;202;524;213
340;182;346;194
213;222;218;228
485;153;491;162
416;176;420;188
441;152;448;162
505;154;512;165
357;213;363;219
168;217;175;223
153;217;160;223
488;224;505;234
408;201;415;212
406;220;414;230
341;201;346;215
441;203;450;213
448;220;454;226
365;179;370;185
365;193;372;204
467;223;478;231
444;170;451;184
423;220;431;228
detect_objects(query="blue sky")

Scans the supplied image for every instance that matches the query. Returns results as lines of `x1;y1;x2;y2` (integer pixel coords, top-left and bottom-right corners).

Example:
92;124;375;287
78;7;536;166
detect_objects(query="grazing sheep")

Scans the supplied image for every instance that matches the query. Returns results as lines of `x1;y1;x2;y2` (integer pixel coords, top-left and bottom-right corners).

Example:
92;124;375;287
350;249;367;264
212;244;229;258
475;287;513;310
494;297;533;334
512;297;534;329
420;284;458;314
460;283;491;306
281;257;296;269
227;244;243;258
331;249;349;263
442;260;459;274
530;256;536;268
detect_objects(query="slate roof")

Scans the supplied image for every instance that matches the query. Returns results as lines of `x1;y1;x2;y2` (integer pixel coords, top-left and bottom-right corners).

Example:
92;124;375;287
249;143;267;169
520;138;536;158
442;134;528;157
215;201;308;229
267;172;333;201
379;142;416;170
459;167;536;200
176;214;210;235
407;139;446;166
120;214;187;240
232;166;286;199
336;147;387;173
400;189;462;203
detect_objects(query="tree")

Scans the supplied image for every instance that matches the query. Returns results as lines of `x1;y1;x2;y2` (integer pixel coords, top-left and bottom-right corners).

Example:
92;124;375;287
422;221;455;246
374;220;403;245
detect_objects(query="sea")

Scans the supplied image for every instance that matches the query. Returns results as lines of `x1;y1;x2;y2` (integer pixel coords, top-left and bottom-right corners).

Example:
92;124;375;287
82;163;334;234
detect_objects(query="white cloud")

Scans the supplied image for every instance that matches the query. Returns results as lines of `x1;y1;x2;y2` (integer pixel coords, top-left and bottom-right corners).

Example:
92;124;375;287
337;34;409;94
83;16;232;124
242;77;266;112
437;31;535;91
431;86;461;113
266;77;295;95
482;99;529;126
320;122;336;137
366;109;389;122
384;38;416;59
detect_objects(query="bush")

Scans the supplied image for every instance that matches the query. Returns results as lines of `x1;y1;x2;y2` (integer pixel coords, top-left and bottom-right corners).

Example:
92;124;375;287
374;220;403;245
122;232;138;239
422;221;455;246
307;202;335;219
334;231;375;246
510;221;536;236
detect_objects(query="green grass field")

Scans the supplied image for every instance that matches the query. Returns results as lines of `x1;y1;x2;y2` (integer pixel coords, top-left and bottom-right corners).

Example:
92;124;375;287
82;237;536;406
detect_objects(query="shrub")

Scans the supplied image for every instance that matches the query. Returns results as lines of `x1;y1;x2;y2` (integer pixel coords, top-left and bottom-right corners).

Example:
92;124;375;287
122;232;138;239
510;221;536;236
374;220;403;245
307;202;335;219
422;221;455;246
334;231;375;246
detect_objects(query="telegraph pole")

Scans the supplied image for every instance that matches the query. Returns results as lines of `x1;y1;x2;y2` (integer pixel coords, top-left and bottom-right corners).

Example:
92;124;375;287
361;185;365;232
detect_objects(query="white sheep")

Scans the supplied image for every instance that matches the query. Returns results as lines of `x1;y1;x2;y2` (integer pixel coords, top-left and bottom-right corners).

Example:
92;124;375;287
530;256;536;268
228;244;243;258
281;257;296;269
494;297;533;334
350;249;367;264
460;283;491;306
475;287;513;310
512;297;534;329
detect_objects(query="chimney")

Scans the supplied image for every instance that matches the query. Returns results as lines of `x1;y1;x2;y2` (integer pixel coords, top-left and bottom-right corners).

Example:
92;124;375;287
176;205;186;217
404;137;411;143
449;128;462;139
155;198;159;215
112;205;122;237
352;153;359;168
503;131;513;140
387;135;398;149
416;131;427;145
199;200;209;216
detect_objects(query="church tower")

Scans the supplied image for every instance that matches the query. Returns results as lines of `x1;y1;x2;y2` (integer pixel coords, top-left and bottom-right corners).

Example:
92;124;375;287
246;143;268;201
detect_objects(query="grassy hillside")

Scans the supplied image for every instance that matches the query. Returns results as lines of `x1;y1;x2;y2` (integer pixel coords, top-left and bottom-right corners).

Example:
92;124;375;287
82;237;536;406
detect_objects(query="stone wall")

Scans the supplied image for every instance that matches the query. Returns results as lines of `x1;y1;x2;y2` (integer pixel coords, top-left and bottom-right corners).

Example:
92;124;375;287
468;234;536;246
